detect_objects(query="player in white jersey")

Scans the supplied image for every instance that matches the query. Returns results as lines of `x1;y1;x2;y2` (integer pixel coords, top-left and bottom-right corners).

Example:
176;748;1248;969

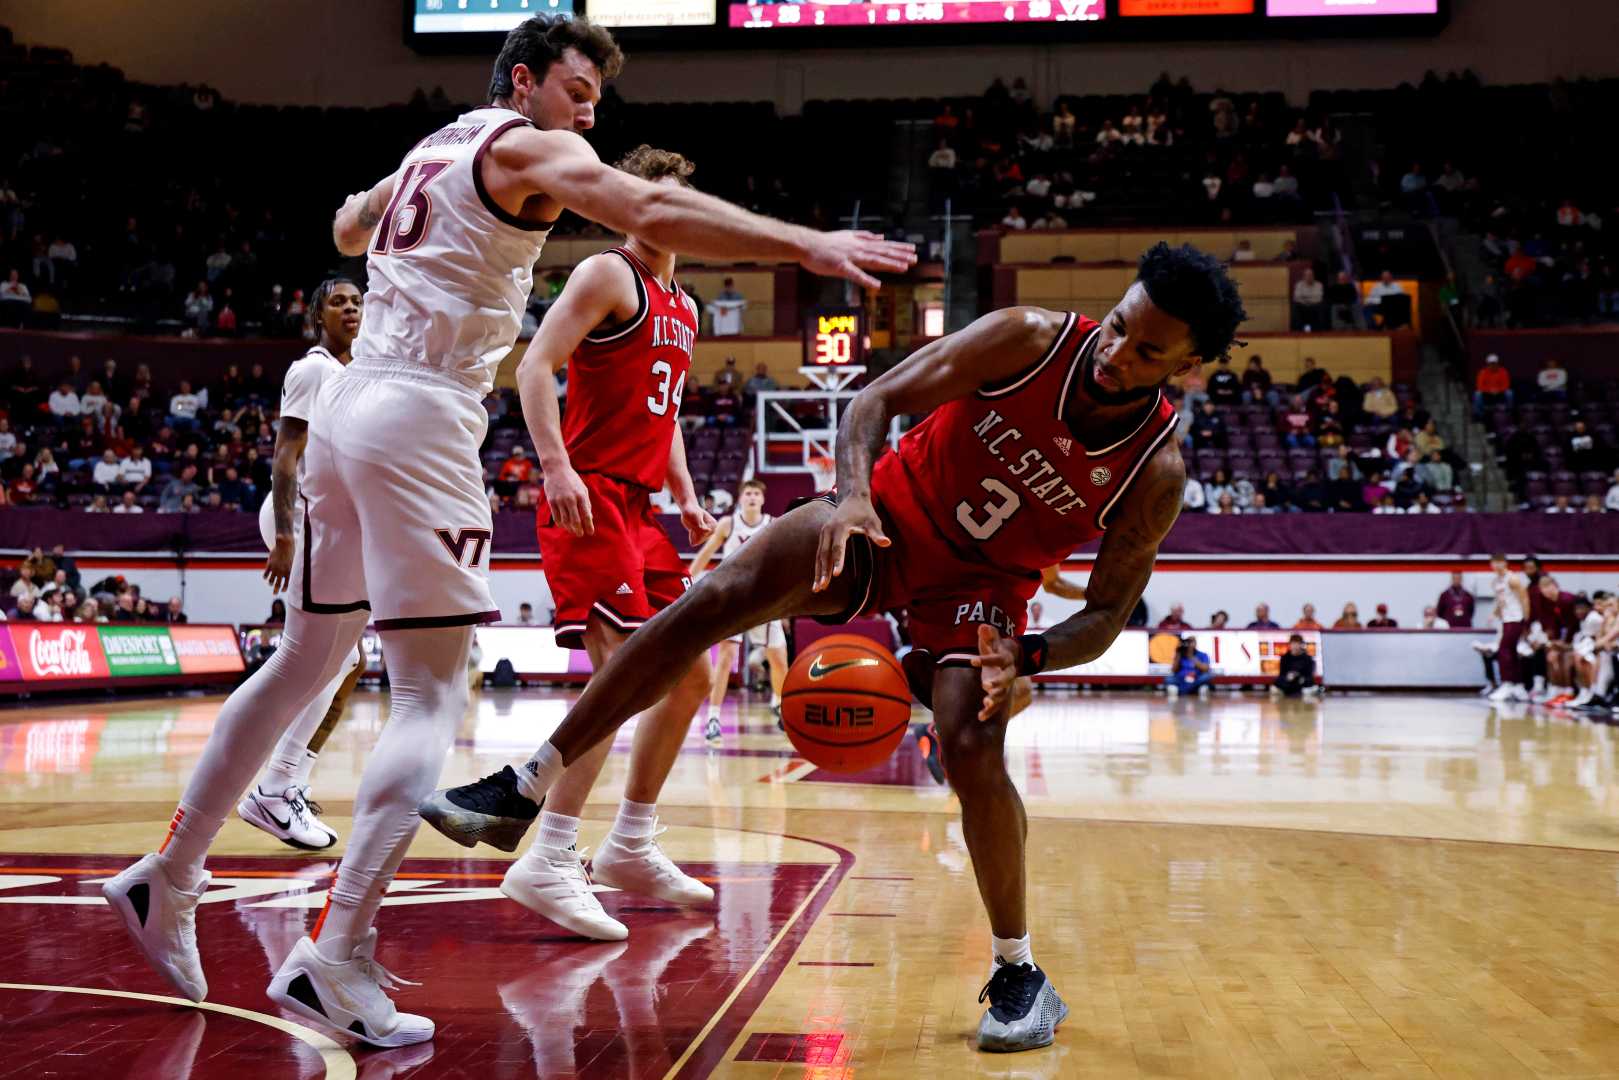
1568;590;1616;710
688;478;787;741
234;278;365;851
101;13;914;1047
1487;552;1532;703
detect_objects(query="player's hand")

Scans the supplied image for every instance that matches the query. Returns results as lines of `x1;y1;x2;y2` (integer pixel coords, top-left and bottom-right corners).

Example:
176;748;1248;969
546;465;594;536
812;494;890;593
263;536;295;594
800;231;918;291
680;501;717;546
969;624;1020;722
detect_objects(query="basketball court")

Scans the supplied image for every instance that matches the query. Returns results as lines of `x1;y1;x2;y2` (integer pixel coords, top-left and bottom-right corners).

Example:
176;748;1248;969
5;686;1618;1078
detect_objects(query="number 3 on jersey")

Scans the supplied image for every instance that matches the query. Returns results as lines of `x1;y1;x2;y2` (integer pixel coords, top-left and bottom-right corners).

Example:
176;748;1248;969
372;160;450;255
957;477;1021;540
647;359;687;416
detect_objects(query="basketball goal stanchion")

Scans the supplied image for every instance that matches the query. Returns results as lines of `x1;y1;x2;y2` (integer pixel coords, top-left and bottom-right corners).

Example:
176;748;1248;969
754;365;901;482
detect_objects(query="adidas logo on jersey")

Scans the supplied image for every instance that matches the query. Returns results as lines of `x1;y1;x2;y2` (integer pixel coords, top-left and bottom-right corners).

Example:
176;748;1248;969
1053;437;1073;456
615;583;634;596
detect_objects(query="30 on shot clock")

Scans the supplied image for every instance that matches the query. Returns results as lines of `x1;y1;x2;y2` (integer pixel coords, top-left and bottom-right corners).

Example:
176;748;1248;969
806;309;865;367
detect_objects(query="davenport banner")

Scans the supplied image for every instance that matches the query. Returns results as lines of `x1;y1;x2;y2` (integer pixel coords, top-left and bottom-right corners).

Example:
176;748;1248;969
98;625;184;677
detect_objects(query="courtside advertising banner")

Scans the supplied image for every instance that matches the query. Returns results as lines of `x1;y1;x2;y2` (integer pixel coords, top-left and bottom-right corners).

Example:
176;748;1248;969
98;625;183;677
6;624;111;681
0;630;21;683
1039;629;1323;679
168;625;247;674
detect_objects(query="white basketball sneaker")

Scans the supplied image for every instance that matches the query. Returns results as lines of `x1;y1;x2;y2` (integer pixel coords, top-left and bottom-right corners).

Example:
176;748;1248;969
267;931;433;1048
500;844;628;941
100;852;210;1002
592;824;715;906
237;784;339;850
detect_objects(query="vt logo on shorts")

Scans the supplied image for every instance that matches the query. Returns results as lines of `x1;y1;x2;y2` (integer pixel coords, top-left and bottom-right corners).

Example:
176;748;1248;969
434;528;493;568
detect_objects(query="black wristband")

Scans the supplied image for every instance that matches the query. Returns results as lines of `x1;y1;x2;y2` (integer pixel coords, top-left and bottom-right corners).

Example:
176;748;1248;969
1016;633;1048;676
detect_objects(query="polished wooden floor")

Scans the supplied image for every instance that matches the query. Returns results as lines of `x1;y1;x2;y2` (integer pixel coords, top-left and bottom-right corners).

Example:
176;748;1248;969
3;686;1619;1078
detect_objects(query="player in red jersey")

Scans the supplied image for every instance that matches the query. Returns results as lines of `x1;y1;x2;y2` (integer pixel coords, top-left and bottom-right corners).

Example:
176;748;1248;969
422;147;715;940
424;242;1246;1052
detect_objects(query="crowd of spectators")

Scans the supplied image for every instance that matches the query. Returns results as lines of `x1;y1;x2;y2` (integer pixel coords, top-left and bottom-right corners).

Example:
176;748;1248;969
0;544;185;623
1173;353;1472;514
933;72;1341;231
1474;354;1619;509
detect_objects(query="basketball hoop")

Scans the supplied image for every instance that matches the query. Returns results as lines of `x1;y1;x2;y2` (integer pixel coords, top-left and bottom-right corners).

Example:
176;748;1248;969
808;453;836;492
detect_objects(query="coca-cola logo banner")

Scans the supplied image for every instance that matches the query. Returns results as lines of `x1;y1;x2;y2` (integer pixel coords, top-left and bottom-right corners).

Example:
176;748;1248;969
7;625;111;681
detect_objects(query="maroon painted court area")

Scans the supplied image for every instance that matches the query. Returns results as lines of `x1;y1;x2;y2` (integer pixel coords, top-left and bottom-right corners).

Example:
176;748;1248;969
0;850;847;1079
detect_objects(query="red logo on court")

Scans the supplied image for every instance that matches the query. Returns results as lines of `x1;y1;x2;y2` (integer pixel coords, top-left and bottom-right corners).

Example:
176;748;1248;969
7;625;110;681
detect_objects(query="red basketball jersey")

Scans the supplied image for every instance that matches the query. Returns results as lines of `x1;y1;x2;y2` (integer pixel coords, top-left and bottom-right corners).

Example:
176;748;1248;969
874;312;1179;575
562;247;698;490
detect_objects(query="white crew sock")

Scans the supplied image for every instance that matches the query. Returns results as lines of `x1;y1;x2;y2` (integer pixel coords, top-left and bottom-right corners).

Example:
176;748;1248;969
260;747;318;793
517;741;564;805
610;798;658;843
706;703;720;722
156;803;226;892
537;810;581;852
992;933;1034;971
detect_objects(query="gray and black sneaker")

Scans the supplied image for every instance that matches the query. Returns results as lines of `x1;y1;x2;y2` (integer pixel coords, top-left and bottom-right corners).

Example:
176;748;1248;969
417;765;540;852
976;960;1068;1052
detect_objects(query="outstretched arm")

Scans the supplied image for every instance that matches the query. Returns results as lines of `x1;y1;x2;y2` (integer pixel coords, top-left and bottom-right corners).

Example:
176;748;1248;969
813;307;1063;590
1040;564;1087;601
688;516;733;577
333;171;398;256
972;443;1185;719
494;129;916;289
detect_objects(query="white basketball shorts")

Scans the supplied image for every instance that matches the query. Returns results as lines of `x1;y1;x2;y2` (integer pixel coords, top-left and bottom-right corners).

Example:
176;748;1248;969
297;362;501;630
728;619;786;649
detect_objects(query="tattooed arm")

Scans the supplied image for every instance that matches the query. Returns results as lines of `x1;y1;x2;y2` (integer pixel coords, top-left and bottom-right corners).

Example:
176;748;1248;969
262;417;308;593
333;171;399;257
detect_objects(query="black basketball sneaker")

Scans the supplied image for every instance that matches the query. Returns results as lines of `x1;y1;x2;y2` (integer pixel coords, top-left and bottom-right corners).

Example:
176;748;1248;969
976;960;1068;1052
417;765;541;852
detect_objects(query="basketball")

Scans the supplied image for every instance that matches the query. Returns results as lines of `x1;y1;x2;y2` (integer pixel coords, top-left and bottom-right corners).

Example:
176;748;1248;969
780;634;912;772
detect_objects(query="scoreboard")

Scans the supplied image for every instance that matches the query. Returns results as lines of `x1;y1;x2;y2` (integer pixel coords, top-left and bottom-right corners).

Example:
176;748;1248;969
408;0;1444;44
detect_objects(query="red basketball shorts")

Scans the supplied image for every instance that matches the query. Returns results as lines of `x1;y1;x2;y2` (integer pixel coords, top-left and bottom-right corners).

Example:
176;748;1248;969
539;472;691;650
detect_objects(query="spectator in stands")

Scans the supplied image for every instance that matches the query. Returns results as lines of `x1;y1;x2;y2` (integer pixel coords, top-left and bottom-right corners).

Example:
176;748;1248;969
1361;377;1398;419
1333;603;1362;629
1232;239;1257;263
1166;636;1214;697
158;464;201;512
1605;469;1619;511
1000;206;1028;231
1291;268;1325;330
1206;355;1241;406
713;356;741;391
167;380;202;431
1326;270;1360;330
91;449;122;492
1214;492;1240;515
113;490;143;514
9;464;38;505
1242;355;1273;402
1360;470;1390;510
1367;271;1407;326
1202;467;1235;509
1545;494;1576;514
1295;356;1326;394
165;597;187;624
1248;603;1280;629
1182;474;1206;512
1408;491;1442;514
1293;469;1329;512
1158;604;1191;631
1419;606;1447;629
709;279;746;337
1437;571;1475;627
1258;471;1291;511
10;567;40;603
1582;494;1605;514
215;467;251;510
0;269;30;326
118;445;153;493
1367;603;1398;628
47;381;81;420
1279;394;1315;448
1272;635;1317;698
1208;610;1230;629
86;495;109;513
1567;419;1605;474
498;446;535;494
743;363;777;402
1372;494;1401;515
1536;357;1569;401
12;595;43;621
1293;604;1322;630
183;281;213;333
1190;401;1228;450
0;418;14;461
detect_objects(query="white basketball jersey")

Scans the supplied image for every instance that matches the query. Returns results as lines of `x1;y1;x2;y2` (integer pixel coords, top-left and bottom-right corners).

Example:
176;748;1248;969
353;106;550;396
260;344;346;549
722;510;772;557
1494;572;1524;623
